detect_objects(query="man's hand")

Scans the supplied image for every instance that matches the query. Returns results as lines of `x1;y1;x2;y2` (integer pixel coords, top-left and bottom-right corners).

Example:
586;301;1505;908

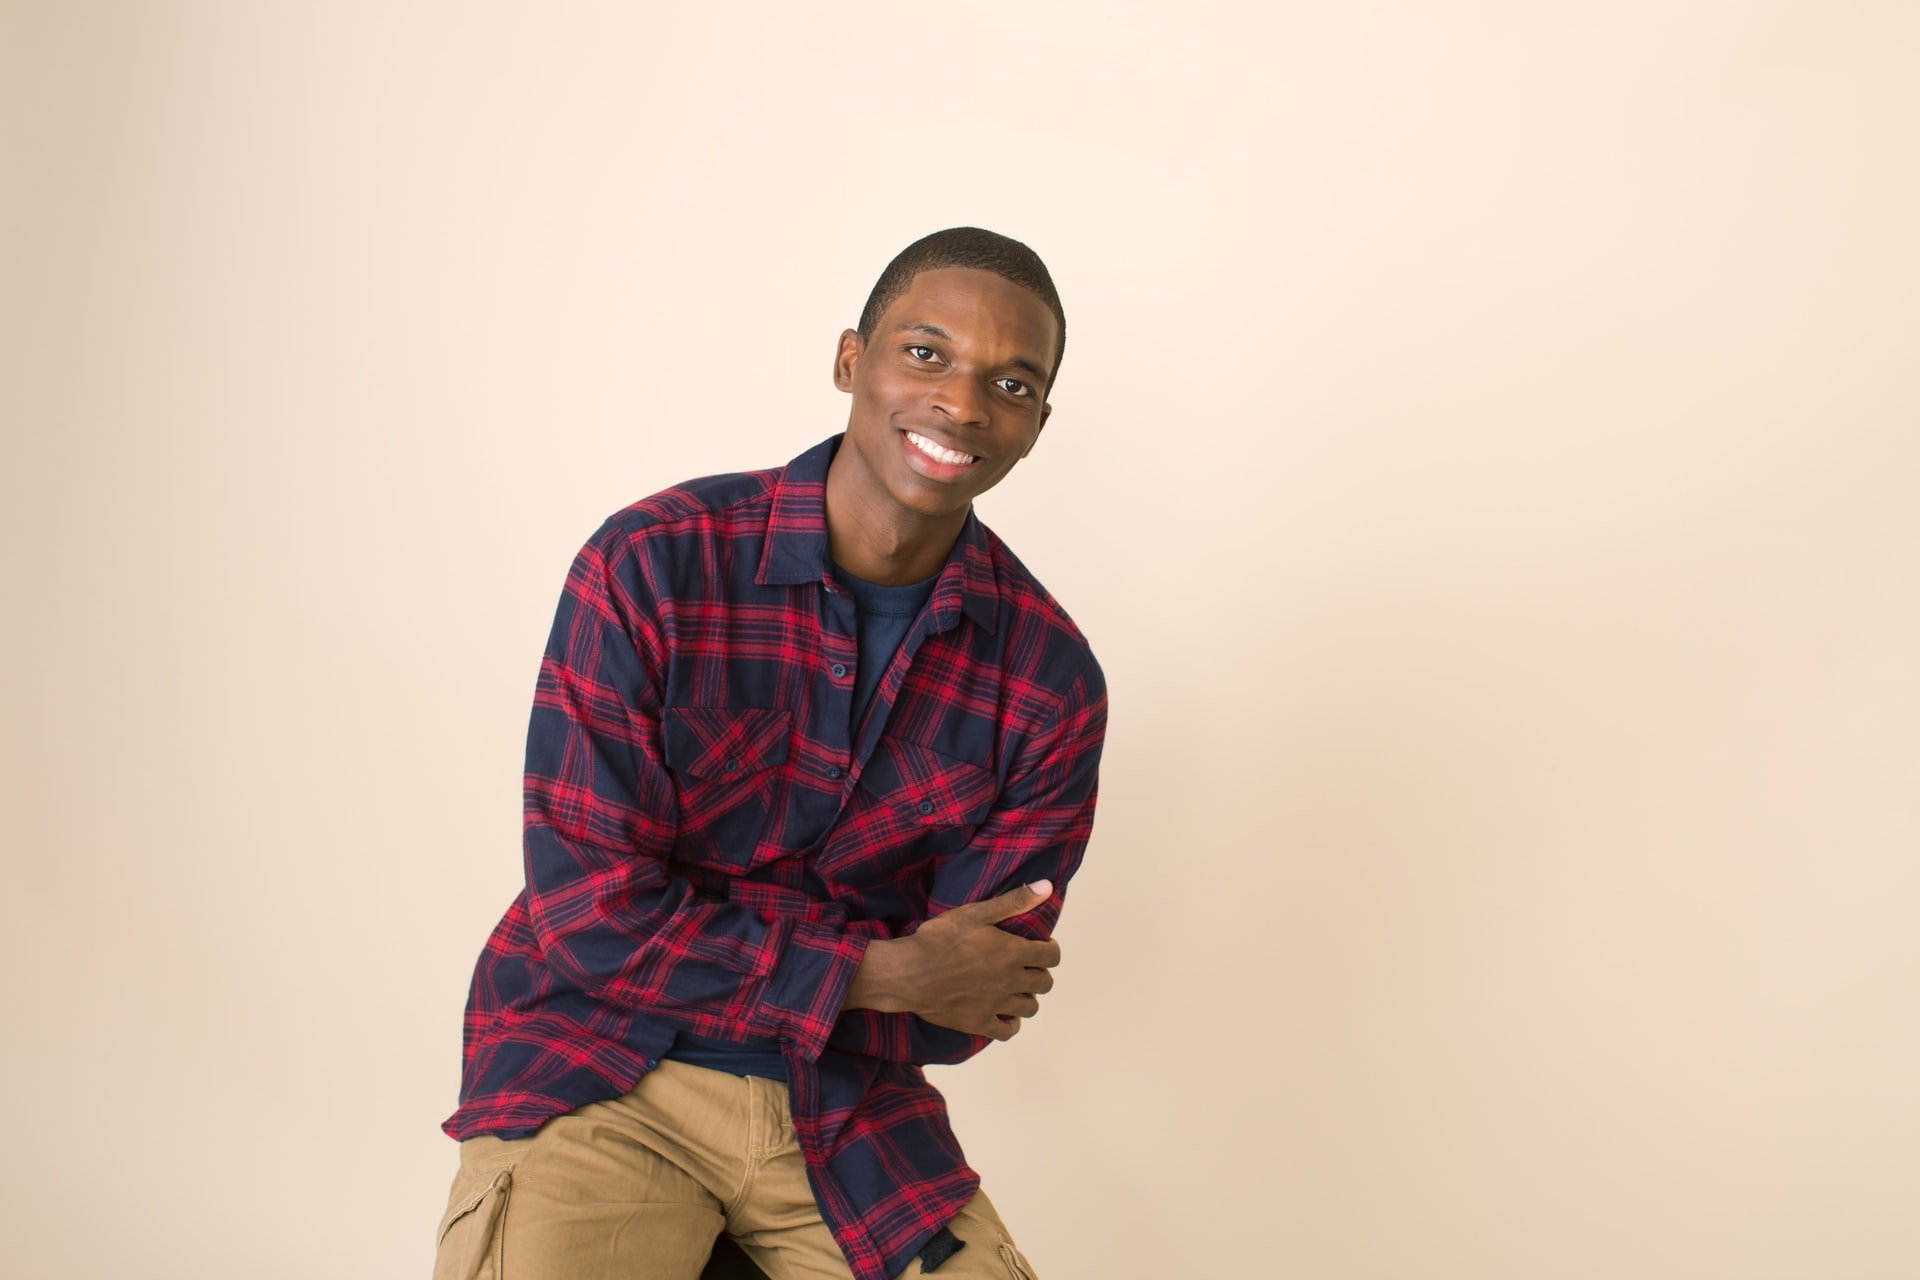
843;881;1060;1040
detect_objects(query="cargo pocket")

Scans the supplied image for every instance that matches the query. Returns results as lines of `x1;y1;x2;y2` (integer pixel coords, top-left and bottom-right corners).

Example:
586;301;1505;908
432;1165;513;1280
996;1238;1038;1280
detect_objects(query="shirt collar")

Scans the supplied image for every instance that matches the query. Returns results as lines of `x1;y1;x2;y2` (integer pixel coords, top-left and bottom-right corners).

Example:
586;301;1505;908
756;432;999;636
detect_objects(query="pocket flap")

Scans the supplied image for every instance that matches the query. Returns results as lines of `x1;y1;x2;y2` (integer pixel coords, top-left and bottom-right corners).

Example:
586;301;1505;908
865;737;998;826
434;1165;513;1253
662;706;792;781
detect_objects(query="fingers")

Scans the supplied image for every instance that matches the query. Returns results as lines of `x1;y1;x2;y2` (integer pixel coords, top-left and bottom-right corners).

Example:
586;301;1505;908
976;984;1049;1037
998;934;1062;969
1000;993;1041;1019
962;879;1054;925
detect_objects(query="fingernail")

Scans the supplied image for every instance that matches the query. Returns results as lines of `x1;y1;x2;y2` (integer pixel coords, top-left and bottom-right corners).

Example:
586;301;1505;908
1029;879;1053;897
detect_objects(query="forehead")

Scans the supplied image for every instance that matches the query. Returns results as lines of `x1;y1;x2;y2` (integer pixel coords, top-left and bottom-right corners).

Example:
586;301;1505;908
878;267;1058;368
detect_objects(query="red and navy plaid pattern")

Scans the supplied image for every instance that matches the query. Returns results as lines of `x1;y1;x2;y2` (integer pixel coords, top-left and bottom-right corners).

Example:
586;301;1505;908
443;432;1107;1280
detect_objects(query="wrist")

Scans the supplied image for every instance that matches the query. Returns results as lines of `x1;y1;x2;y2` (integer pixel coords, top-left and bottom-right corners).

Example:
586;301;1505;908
843;936;918;1014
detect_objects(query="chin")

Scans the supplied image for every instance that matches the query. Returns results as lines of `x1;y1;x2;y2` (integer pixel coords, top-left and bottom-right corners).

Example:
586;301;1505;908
899;490;966;517
888;477;969;517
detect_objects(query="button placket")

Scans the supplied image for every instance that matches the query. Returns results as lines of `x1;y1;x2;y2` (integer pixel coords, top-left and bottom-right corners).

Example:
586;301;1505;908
816;579;861;793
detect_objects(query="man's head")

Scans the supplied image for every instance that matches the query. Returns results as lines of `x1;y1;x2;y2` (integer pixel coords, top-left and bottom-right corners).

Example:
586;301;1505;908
832;228;1065;525
856;227;1066;394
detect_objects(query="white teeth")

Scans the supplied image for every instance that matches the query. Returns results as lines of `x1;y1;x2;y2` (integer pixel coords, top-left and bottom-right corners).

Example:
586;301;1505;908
905;430;977;466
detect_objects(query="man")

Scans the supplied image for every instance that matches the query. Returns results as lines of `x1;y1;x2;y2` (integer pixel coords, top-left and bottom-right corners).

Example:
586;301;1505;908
433;227;1107;1280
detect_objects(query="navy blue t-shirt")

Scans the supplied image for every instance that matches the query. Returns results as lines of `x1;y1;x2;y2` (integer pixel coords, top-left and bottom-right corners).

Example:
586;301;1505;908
662;559;939;1082
836;561;941;736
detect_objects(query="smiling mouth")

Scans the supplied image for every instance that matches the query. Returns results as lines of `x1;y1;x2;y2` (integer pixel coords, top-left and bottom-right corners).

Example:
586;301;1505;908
902;429;980;466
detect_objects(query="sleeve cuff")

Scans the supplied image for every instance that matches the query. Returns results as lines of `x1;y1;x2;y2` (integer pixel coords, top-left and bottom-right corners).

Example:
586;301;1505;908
749;920;870;1062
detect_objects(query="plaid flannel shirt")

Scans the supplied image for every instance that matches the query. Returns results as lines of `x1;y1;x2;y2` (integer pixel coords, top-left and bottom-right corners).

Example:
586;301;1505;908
442;431;1108;1280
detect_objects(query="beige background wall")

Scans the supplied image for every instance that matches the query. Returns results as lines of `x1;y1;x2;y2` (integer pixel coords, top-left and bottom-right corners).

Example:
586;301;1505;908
6;2;1917;1276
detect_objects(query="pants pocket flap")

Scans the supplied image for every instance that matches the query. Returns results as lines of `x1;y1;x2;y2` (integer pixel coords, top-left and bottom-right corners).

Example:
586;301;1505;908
433;1166;513;1278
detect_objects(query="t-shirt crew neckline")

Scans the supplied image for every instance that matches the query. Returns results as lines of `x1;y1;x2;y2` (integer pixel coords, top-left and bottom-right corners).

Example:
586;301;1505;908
831;562;941;615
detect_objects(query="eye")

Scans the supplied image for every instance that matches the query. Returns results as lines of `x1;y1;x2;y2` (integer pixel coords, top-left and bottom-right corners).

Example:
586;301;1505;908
905;345;938;362
996;378;1032;398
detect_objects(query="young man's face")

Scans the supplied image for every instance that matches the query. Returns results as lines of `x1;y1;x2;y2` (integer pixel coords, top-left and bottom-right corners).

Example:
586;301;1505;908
833;266;1058;522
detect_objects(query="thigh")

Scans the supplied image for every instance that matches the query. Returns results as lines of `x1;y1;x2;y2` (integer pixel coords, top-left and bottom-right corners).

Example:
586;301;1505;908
432;1104;727;1280
899;1189;1041;1280
731;1161;1037;1280
721;1079;1039;1280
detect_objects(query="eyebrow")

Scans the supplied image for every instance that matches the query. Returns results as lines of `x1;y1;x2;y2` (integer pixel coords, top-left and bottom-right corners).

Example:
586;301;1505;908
891;322;1052;385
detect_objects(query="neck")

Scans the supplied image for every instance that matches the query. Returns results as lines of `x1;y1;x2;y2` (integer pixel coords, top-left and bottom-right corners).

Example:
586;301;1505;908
824;451;966;586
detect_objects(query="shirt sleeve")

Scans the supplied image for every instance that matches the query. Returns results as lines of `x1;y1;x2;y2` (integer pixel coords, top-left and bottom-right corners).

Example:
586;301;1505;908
825;654;1108;1065
520;520;868;1062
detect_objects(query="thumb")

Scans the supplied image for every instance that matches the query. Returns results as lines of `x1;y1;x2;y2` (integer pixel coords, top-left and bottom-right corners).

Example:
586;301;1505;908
967;879;1053;924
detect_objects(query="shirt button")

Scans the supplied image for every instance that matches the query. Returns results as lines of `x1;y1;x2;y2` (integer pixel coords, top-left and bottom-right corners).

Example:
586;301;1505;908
917;799;934;815
827;765;842;779
644;1058;658;1069
830;662;847;678
724;757;739;772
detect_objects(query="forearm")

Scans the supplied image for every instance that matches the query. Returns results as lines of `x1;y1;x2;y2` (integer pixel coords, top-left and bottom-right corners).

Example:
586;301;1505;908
831;935;986;1064
841;935;914;1013
527;819;869;1059
826;877;1063;1064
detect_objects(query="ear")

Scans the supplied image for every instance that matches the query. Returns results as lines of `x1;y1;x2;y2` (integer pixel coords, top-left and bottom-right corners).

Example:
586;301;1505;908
832;328;864;392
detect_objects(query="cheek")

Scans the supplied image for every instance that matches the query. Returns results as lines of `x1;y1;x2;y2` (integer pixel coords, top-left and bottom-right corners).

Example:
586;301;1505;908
859;369;915;407
848;382;897;428
846;380;884;418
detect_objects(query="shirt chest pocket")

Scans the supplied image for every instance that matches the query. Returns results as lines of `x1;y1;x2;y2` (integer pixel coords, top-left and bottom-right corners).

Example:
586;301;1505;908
661;706;791;872
845;736;999;870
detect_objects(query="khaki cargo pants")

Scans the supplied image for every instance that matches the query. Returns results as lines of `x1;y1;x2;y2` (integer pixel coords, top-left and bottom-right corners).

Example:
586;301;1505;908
433;1059;1040;1278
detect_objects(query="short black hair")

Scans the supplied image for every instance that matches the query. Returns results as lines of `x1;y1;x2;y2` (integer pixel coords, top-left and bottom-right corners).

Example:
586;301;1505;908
856;227;1066;393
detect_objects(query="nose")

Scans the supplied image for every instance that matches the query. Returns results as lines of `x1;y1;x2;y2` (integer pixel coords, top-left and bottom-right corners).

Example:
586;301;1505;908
929;371;990;429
